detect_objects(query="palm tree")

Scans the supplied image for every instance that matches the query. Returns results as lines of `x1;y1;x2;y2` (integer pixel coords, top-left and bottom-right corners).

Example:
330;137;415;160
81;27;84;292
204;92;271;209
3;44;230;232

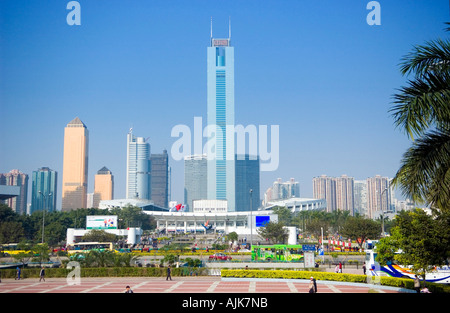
390;23;450;210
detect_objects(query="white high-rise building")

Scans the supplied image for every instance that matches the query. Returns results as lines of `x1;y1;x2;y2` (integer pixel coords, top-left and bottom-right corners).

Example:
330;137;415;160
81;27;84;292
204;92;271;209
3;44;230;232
126;129;151;200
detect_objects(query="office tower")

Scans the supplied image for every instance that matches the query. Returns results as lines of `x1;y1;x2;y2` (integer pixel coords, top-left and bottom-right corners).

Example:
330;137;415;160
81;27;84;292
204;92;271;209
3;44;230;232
61;117;89;211
335;175;354;214
206;21;236;211
151;150;169;208
93;167;114;208
31;167;57;214
271;178;300;201
184;154;208;211
126;129;151;200
354;180;368;216
235;154;260;211
0;169;28;214
313;175;336;212
366;175;391;219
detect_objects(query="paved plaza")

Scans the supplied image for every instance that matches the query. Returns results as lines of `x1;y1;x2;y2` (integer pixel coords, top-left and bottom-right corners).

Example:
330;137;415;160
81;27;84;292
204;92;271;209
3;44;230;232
0;276;412;293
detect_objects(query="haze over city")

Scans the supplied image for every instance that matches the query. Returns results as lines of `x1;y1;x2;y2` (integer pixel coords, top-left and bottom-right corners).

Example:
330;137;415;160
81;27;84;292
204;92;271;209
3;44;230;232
1;0;448;209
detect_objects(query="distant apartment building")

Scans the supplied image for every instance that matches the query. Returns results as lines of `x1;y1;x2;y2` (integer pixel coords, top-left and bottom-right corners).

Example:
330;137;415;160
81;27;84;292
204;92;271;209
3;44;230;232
31;167;57;214
0;169;28;214
366;175;392;219
354;180;368;216
313;175;354;214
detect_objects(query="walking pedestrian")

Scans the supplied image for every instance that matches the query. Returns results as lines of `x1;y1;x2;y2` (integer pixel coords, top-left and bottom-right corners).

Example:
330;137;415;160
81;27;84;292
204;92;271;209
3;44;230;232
313;277;317;293
308;277;315;293
363;262;366;275
166;264;172;281
15;267;21;280
338;261;342;273
124;285;134;293
39;267;45;282
414;275;421;293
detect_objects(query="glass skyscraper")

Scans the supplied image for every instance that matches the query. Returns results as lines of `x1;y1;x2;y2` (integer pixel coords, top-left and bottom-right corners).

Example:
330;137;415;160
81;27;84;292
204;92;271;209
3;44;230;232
31;167;57;214
206;24;236;211
126;129;151;200
235;155;260;212
184;154;207;212
151;150;169;208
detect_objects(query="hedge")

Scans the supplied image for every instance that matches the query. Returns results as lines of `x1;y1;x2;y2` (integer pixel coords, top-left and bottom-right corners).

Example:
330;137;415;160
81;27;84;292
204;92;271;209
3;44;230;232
0;266;208;279
220;269;450;293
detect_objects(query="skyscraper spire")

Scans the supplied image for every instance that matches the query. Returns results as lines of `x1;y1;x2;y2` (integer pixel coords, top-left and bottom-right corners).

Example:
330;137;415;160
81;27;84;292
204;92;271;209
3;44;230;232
228;16;231;39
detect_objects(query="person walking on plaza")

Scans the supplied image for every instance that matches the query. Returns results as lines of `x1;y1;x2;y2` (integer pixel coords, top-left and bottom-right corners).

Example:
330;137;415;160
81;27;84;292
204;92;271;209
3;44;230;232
15;267;21;280
363;262;366;275
414;275;421;293
39;267;45;282
308;277;316;293
166;264;172;281
338;261;342;273
124;285;134;293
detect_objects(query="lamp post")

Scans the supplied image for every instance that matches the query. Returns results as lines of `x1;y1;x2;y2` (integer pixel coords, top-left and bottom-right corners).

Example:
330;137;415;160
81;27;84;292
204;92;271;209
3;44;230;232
39;191;52;244
250;189;253;247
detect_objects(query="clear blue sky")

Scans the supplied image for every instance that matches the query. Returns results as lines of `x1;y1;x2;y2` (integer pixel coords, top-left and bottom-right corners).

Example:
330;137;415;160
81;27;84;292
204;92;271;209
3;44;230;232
1;0;448;209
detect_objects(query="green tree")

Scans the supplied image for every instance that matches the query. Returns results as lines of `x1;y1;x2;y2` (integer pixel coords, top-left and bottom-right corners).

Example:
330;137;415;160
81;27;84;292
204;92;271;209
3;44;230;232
376;209;449;281
256;221;288;244
390;24;450;210
340;216;380;250
81;229;118;242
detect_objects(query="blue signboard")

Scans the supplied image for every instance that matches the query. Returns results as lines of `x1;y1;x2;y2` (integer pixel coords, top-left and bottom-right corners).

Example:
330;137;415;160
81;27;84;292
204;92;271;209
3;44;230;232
302;244;316;251
255;216;270;227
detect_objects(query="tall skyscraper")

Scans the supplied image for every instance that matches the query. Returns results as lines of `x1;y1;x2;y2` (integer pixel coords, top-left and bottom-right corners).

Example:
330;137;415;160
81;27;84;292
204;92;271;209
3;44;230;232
366;175;392;218
126;129;151;200
235;154;260;211
206;21;236;211
31;167;57;214
184;154;208;211
62;117;89;211
93;167;114;208
151;150;169;208
0;169;28;214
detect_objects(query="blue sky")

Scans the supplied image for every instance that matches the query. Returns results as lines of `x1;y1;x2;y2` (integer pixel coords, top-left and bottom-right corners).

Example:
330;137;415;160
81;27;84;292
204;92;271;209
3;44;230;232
1;0;448;208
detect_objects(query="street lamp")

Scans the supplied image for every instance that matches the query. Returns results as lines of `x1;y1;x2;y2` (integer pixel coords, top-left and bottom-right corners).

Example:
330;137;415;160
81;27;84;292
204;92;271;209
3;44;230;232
38;191;52;244
250;189;253;247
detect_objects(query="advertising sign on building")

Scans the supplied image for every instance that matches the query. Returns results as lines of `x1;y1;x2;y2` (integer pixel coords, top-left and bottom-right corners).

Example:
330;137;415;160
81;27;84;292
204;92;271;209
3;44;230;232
86;215;118;229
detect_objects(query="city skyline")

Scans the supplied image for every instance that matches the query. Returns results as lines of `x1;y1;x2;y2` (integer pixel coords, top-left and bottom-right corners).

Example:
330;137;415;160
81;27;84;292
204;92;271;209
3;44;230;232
1;1;448;210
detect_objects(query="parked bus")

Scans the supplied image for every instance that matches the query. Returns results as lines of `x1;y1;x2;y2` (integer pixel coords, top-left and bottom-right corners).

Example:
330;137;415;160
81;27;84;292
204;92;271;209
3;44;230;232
365;241;450;284
251;245;304;262
0;243;32;256
66;242;114;255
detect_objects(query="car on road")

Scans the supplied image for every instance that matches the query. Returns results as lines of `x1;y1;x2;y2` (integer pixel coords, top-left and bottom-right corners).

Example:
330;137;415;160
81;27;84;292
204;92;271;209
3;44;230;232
209;253;232;261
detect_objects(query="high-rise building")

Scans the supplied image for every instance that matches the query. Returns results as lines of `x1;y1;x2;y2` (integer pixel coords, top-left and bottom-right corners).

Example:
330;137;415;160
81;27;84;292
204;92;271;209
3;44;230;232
271;178;300;201
93;167;114;208
354;180;368;216
151;150;169;208
62;117;88;211
313;175;336;212
366;175;392;219
0;169;28;214
184;154;207;211
126;129;151;200
235;154;260;211
206;22;236;211
335;175;354;214
31;167;57;214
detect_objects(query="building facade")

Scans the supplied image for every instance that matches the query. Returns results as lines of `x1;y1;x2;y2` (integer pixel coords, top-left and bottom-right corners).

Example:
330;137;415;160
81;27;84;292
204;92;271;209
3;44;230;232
235;154;260;211
61;117;89;211
366;175;392;219
206;25;236;211
0;169;28;214
313;175;354;214
126;129;151;200
31;167;57;214
151;150;169;208
93;167;114;208
184;154;208;211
